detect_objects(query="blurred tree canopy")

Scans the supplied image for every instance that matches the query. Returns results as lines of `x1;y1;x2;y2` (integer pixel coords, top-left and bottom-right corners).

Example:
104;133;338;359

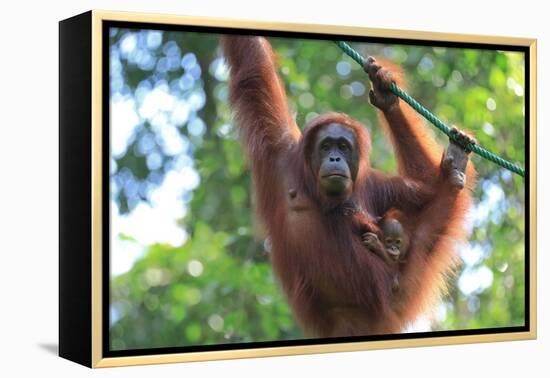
108;28;526;351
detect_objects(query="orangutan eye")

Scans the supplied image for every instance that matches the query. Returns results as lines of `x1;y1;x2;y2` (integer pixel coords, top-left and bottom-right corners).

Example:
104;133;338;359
339;143;348;151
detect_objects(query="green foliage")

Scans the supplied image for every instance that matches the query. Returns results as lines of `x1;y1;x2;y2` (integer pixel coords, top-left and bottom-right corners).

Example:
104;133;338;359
111;222;299;349
109;29;526;349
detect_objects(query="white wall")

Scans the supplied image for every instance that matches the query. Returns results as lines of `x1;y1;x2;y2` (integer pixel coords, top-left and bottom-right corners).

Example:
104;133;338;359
0;0;547;376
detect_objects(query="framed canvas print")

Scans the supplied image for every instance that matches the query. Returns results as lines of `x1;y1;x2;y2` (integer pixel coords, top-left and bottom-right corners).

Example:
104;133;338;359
59;10;537;368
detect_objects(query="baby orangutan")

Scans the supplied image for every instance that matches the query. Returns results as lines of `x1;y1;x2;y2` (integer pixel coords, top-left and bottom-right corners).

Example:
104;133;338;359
362;209;408;291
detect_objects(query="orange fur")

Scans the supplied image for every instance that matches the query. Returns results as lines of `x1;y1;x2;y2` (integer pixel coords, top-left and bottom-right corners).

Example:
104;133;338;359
221;35;475;336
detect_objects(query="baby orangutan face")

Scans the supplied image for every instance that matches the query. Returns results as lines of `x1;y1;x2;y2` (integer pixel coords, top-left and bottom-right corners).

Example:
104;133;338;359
380;218;409;261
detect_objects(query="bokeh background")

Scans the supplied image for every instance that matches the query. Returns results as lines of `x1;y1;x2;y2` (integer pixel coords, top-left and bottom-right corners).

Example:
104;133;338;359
108;27;526;351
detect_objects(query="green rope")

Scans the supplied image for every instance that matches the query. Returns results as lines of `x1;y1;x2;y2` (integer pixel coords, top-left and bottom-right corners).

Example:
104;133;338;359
335;40;525;178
